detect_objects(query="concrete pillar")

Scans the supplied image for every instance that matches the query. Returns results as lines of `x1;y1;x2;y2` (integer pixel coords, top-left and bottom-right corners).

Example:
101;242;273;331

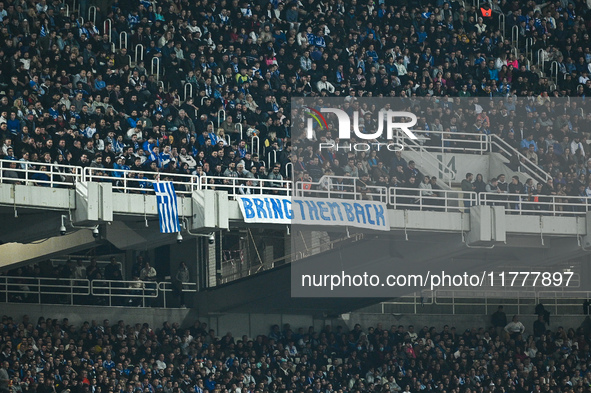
466;205;506;246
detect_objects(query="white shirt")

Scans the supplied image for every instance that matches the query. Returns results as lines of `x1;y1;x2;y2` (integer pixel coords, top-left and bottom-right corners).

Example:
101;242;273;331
504;321;525;333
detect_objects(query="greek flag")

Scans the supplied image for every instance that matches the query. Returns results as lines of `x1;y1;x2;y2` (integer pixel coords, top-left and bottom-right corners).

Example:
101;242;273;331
153;182;180;233
40;24;47;37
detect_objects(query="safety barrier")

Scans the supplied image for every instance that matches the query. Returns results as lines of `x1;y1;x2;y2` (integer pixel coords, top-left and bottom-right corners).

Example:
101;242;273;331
236;123;243;141
88;6;96;24
83;167;199;195
0;276;90;305
0;159;82;187
199;175;293;199
550;60;558;84
285;162;293;179
119;31;127;50
525;37;533;63
489;134;551;184
151;57;160;81
267;150;276;168
2;274;587;314
103;19;112;42
158;282;198;308
219;233;365;284
217;109;226;128
0;277;197;308
511;25;519;50
409;130;489;154
537;48;545;71
250;134;259;155
479;192;591;216
388;187;477;212
295;176;388;203
183;83;193;100
395;132;457;185
134;44;144;63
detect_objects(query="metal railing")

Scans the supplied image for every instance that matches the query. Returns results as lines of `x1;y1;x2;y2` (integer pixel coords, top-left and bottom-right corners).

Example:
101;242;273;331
217;109;226;128
0;276;90;305
158;282;197;308
83;167;199;195
537;48;545;71
91;279;157;308
88;6;96;24
103;19;112;42
219;232;365;284
511;25;519;50
434;289;538;315
410;130;489;154
134;44;144;63
0;276;198;308
0;159;82;187
489;134;551;184
479;192;591;216
236;123;243;141
294;175;388;203
267;150;276;168
119;32;128;50
250;135;259;155
366;287;590;315
550;60;558;84
525;37;533;63
199;175;293;199
285;162;293;179
151;57;160;81
395;132;457;185
183;82;193;100
388;187;476;212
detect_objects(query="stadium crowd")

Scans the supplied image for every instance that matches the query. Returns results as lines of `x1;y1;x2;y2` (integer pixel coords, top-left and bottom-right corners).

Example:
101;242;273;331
0;0;590;203
1;313;591;393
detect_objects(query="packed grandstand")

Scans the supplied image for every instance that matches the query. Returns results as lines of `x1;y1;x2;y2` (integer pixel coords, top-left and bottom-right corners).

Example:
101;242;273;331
1;313;591;393
2;0;591;392
0;0;591;208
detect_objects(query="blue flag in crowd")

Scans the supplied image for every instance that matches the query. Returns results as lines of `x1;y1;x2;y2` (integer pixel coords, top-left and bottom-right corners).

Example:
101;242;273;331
153;182;180;233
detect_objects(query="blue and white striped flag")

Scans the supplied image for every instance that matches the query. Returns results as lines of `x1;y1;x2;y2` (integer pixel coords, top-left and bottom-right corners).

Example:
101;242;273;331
40;24;47;37
153;182;180;233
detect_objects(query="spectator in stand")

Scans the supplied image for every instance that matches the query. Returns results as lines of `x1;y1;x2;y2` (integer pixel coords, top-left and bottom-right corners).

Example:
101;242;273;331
533;314;547;338
0;361;9;393
103;257;121;281
0;0;590;220
139;261;157;307
491;305;507;336
461;172;475;209
1;314;591;393
174;261;189;309
505;315;526;339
